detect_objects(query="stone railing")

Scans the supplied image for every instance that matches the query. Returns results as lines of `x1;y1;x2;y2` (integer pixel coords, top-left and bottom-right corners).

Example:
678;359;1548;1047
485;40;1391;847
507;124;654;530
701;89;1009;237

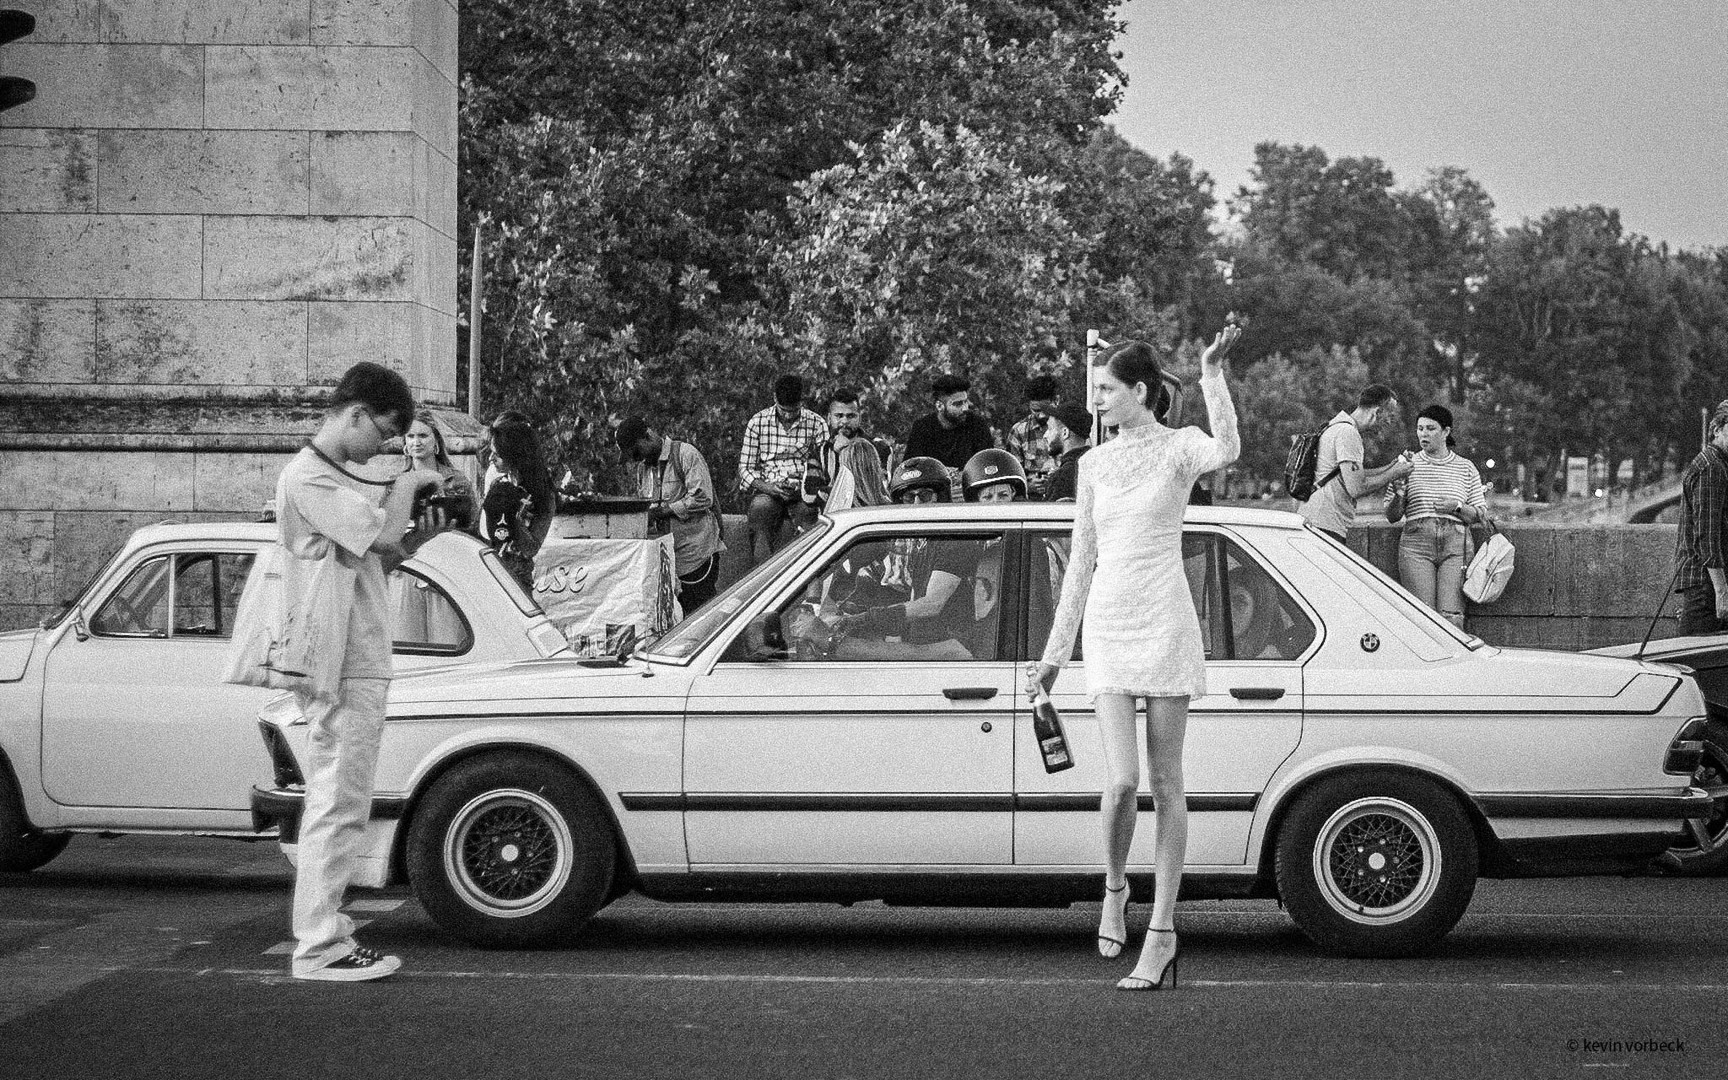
1342;521;1678;651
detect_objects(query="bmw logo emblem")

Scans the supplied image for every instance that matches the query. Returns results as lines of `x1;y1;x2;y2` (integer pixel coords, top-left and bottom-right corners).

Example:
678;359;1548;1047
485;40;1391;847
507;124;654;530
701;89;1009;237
1360;633;1380;653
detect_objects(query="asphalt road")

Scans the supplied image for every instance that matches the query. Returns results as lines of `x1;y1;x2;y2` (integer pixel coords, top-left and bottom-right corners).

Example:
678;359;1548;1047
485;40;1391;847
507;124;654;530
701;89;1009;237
2;835;1723;1080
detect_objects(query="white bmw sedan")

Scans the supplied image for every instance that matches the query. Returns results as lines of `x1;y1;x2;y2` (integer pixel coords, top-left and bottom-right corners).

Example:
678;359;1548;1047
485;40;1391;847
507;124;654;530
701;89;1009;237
251;505;1709;957
0;523;570;872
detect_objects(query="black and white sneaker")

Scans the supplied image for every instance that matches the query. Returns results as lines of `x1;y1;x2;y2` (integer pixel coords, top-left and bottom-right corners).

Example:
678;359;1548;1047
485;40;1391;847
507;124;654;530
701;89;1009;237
294;945;403;982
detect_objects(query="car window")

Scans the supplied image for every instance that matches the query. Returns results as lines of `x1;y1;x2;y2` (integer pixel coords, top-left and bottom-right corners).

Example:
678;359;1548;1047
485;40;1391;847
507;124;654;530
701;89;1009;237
1026;531;1313;662
90;555;170;637
728;530;1007;663
171;552;255;636
391;571;473;655
1220;538;1315;659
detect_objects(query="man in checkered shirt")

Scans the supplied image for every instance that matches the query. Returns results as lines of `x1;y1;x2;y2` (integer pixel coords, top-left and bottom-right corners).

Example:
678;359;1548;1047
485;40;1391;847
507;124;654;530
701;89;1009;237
1006;372;1061;500
739;374;826;564
1675;399;1728;635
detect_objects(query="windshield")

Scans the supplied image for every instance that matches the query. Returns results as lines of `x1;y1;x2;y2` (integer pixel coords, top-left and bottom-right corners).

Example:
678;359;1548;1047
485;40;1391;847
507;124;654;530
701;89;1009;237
645;520;832;660
40;547;124;631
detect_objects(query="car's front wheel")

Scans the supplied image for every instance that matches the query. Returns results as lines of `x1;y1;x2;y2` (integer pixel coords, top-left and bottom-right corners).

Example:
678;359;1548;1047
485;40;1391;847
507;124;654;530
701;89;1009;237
1659;717;1728;876
0;771;70;873
1274;772;1478;957
405;753;617;947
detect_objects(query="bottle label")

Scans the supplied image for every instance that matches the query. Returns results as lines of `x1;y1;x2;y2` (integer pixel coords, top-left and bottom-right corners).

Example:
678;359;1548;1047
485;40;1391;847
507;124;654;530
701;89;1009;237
1041;737;1069;765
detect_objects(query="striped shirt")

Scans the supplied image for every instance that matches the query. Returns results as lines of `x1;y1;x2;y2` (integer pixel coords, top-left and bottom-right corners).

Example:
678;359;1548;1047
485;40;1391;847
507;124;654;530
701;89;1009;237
738;405;827;491
1386;451;1487;524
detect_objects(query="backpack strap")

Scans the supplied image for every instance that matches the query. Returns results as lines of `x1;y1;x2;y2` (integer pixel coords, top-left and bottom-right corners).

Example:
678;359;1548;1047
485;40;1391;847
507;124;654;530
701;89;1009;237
1313;418;1356;493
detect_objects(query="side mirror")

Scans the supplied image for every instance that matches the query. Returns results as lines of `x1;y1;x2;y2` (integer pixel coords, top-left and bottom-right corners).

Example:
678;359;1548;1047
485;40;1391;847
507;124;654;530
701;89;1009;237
741;611;789;662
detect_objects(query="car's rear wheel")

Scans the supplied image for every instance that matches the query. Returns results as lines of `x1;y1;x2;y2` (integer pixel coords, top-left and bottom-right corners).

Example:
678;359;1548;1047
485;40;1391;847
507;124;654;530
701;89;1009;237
1274;772;1477;957
405;753;617;947
0;771;70;873
1659;718;1728;876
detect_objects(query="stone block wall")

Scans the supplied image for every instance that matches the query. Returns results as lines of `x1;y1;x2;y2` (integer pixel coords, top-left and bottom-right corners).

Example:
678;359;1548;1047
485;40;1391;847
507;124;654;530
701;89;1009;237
1333;521;1677;650
0;1;461;631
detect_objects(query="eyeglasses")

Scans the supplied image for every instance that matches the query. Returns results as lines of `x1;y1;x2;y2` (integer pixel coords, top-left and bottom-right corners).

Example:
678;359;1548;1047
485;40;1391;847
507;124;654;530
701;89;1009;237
362;409;401;442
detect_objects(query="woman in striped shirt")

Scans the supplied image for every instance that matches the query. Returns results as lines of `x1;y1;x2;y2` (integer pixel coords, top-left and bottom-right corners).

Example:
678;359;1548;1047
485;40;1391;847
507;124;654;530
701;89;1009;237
1385;404;1487;627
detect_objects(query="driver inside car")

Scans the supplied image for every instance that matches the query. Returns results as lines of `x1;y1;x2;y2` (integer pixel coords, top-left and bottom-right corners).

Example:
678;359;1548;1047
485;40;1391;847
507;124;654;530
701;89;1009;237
819;450;1029;662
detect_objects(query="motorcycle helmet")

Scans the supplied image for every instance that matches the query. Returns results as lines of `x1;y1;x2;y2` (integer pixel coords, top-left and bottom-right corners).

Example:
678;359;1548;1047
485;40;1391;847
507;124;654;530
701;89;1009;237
960;448;1028;501
889;456;952;503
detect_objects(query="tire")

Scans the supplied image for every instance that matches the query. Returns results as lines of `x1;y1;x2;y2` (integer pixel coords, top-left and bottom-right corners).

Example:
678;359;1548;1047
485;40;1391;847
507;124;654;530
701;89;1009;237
1274;772;1478;958
0;770;70;873
1659;718;1728;876
405;753;617;947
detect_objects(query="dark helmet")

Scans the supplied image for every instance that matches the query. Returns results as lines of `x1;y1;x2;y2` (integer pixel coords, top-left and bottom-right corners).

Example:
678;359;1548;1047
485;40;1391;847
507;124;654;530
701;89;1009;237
961;448;1027;501
889;456;952;502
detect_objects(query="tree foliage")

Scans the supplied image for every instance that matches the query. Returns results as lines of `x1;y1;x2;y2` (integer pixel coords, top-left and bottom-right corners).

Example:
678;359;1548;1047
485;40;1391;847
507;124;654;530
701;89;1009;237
458;6;1728;500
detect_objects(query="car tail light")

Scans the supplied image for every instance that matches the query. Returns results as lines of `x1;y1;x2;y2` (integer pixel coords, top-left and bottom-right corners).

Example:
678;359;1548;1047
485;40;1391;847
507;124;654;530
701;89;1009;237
258;720;305;788
1665;717;1708;776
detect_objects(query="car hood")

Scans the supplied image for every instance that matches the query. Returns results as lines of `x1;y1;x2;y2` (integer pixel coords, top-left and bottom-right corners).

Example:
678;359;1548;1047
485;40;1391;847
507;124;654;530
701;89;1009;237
0;627;39;683
385;655;659;708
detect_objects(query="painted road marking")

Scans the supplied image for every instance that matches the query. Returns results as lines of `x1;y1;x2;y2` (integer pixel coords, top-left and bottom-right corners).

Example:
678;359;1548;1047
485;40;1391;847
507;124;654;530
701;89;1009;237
345;899;405;912
113;966;1728;992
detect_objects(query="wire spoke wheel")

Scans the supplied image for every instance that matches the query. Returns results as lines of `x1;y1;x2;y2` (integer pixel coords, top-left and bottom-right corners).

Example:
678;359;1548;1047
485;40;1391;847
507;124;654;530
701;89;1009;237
445;789;573;915
1276;773;1476;956
1314;798;1438;923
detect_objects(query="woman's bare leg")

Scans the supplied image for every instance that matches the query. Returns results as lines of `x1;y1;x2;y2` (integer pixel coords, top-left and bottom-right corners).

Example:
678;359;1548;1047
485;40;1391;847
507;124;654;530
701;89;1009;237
1123;694;1189;986
1094;691;1141;954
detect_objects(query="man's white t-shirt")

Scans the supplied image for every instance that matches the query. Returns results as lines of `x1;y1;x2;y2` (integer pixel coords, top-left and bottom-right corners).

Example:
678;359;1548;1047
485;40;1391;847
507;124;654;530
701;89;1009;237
1297;412;1364;537
277;448;393;680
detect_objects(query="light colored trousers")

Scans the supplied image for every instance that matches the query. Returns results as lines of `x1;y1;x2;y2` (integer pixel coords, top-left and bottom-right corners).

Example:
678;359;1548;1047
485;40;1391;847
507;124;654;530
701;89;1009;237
1398;517;1469;627
290;677;389;974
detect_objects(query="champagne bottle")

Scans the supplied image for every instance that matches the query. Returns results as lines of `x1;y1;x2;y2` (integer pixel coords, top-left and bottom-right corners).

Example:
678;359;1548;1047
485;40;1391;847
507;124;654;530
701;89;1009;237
1032;685;1074;773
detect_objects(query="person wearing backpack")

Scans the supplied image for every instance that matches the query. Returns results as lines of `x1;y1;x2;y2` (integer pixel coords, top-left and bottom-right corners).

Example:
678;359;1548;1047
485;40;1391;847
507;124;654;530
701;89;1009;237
617;417;726;614
1296;384;1412;541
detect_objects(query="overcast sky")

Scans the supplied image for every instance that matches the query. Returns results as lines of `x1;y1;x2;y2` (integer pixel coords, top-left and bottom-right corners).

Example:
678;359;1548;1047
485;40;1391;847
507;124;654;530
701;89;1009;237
1109;0;1728;251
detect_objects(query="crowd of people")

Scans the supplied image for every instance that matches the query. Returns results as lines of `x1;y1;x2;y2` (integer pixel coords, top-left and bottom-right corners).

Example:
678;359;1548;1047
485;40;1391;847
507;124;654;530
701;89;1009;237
385;344;1533;641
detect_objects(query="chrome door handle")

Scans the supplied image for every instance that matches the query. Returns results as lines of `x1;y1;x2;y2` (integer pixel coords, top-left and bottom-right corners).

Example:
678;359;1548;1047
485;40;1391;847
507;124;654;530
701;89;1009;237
1229;687;1285;701
943;687;999;701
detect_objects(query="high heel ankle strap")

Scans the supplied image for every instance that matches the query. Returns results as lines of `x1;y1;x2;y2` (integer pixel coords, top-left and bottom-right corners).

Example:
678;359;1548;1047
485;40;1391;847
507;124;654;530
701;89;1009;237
1148;927;1177;935
1104;882;1128;894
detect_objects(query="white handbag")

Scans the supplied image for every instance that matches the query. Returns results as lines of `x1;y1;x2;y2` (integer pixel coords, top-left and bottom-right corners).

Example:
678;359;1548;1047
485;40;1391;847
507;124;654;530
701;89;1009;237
223;544;353;702
1463;523;1515;604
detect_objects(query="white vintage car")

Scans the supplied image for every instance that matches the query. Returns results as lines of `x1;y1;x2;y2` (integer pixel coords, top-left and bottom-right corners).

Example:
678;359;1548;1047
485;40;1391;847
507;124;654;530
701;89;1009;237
0;523;570;872
251;505;1710;957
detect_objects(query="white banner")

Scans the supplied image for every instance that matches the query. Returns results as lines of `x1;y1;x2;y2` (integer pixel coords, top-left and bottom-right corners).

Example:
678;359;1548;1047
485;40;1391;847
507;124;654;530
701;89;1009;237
532;535;678;658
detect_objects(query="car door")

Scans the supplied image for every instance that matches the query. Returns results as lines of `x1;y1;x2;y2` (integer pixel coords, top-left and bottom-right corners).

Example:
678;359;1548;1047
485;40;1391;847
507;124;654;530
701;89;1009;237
683;525;1017;866
1015;526;1311;867
39;544;479;818
40;544;268;814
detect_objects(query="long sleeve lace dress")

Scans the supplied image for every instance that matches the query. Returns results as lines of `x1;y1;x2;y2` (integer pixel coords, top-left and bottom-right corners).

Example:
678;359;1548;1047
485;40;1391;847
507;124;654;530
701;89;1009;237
1038;370;1240;700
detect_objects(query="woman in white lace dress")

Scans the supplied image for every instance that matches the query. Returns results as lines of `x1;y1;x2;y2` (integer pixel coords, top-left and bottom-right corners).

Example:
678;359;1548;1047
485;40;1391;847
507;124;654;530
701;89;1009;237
1029;325;1240;991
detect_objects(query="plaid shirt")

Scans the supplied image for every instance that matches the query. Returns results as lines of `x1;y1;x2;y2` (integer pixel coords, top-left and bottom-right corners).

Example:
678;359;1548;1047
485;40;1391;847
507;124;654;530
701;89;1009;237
1006;414;1057;495
1676;445;1728;590
738;406;826;491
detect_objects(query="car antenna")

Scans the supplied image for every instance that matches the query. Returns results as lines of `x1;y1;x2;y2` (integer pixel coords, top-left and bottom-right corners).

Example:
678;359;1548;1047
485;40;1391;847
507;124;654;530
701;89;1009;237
1638;566;1682;658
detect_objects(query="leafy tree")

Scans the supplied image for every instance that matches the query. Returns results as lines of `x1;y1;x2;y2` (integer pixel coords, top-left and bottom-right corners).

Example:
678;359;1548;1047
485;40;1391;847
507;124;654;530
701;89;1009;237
1471;206;1687;494
771;122;1090;437
457;0;1128;488
1070;129;1218;338
1226;346;1371;483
